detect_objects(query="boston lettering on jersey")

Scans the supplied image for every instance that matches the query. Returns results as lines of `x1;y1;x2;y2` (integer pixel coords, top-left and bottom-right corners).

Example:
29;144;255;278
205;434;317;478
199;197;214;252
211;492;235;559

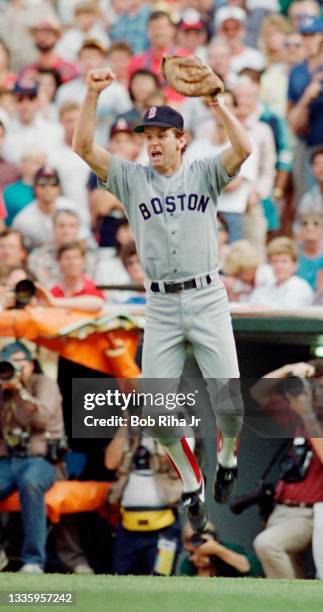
139;193;210;220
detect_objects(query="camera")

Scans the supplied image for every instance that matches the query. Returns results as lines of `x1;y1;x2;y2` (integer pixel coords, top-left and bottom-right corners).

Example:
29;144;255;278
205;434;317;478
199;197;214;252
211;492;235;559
14;279;36;309
230;482;276;522
279;437;313;483
133;444;151;471
275;375;311;398
45;437;69;463
0;360;20;384
4;428;30;457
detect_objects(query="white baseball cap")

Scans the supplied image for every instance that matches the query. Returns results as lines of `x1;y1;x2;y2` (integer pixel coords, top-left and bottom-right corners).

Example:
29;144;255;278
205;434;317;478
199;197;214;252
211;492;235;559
215;6;246;29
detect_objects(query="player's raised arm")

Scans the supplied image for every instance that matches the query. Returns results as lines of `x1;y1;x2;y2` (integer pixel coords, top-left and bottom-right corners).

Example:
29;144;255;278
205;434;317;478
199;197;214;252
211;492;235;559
209;97;252;177
72;68;115;181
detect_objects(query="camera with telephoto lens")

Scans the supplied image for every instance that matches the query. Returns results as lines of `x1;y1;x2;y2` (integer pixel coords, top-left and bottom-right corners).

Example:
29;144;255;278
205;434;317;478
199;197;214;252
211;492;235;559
279;437;313;483
133;444;151;471
14;279;36;309
0;360;20;384
275;375;312;398
45;436;69;463
230;482;276;522
4;428;30;457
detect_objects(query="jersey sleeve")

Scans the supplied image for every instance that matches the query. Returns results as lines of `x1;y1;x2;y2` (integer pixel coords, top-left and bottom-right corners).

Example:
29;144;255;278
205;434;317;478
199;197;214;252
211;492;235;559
97;156;136;216
193;156;237;201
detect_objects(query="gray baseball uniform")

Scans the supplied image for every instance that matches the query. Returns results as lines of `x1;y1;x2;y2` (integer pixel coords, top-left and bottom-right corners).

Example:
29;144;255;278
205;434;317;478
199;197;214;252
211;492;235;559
100;154;243;436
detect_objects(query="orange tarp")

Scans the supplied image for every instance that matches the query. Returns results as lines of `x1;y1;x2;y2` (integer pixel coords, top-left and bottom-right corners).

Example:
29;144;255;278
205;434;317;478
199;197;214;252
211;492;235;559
0;481;112;523
0;306;141;377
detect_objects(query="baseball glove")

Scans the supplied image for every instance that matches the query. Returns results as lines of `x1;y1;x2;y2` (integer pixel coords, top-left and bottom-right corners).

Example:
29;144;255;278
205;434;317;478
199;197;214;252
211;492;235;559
161;55;224;99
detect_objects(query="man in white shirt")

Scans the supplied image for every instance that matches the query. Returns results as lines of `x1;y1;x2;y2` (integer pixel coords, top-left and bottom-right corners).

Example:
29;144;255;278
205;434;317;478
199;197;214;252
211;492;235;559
214;6;266;74
248;236;313;308
3;78;63;164
13;166;87;248
182;38;237;140
49;101;91;227
55;38;131;146
55;1;108;62
186;91;258;242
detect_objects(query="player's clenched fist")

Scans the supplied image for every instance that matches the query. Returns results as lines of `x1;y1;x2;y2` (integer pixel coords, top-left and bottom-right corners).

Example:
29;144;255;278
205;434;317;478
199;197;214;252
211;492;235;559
86;68;115;93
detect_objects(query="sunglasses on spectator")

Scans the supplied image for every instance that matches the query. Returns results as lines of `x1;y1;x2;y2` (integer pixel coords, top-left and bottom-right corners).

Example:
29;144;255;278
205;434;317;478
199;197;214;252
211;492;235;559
35;177;59;187
16;94;37;102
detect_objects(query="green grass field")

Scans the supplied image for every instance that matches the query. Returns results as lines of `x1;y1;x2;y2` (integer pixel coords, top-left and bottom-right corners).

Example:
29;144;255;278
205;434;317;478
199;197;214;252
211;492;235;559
0;574;323;612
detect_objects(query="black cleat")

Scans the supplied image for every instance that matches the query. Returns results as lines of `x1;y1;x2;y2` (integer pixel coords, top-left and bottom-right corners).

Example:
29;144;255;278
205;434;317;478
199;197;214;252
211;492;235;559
214;464;238;504
181;482;208;533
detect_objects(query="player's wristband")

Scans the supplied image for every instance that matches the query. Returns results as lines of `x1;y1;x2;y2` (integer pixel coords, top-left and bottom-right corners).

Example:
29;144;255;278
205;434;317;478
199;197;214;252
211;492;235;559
210;94;225;108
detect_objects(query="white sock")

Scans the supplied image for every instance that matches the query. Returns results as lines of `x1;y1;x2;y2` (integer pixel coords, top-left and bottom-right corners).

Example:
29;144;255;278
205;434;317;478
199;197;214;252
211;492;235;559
159;437;202;493
217;432;239;468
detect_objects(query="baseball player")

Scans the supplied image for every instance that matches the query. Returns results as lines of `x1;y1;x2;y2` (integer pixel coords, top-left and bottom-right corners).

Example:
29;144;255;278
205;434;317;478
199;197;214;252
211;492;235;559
73;67;252;533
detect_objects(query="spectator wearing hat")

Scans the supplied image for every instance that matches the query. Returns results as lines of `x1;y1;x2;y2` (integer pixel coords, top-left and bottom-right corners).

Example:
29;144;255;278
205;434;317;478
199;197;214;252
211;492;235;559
176;9;208;62
49;102;91;228
12;166;81;249
56;38;131;147
0;1;51;73
0;120;20;190
20;17;79;85
288;16;323;200
3;146;46;226
3;78;62;165
0;340;65;574
215;6;265;75
288;0;320;31
109;0;151;55
55;1;108;63
87;118;139;248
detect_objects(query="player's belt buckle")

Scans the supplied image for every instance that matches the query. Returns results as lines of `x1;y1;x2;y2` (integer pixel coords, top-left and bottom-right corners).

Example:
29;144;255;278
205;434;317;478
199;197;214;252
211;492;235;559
165;281;186;293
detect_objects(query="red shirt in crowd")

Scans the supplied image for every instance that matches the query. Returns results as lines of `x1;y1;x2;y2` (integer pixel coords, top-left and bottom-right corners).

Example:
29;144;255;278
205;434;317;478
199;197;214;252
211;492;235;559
0;190;7;221
276;449;323;505
50;276;105;299
21;57;78;84
264;395;323;504
128;46;189;102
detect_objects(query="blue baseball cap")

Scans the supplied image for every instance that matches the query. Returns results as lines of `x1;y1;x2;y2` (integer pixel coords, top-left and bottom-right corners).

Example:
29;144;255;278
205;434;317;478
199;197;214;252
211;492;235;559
134;105;184;133
0;341;33;362
13;77;38;97
298;16;323;34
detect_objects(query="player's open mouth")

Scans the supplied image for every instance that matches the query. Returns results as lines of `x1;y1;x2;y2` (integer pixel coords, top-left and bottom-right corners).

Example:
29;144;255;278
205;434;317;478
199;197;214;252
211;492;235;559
151;151;162;161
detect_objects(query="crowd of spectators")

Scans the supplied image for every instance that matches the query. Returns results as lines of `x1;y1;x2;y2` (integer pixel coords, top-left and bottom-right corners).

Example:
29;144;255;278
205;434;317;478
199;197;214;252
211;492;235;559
0;0;322;579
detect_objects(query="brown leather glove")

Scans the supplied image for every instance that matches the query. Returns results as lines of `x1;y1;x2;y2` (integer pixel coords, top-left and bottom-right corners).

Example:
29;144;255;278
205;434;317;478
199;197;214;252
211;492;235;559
161;55;224;99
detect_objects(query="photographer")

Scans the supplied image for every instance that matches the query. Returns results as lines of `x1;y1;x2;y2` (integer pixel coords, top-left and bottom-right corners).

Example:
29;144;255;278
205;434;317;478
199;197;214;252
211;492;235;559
178;522;263;578
105;425;183;576
250;361;323;579
0;341;65;574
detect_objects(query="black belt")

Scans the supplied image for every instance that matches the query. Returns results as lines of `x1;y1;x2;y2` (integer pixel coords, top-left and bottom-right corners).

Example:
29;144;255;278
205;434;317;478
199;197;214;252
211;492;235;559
150;274;212;294
282;501;313;508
